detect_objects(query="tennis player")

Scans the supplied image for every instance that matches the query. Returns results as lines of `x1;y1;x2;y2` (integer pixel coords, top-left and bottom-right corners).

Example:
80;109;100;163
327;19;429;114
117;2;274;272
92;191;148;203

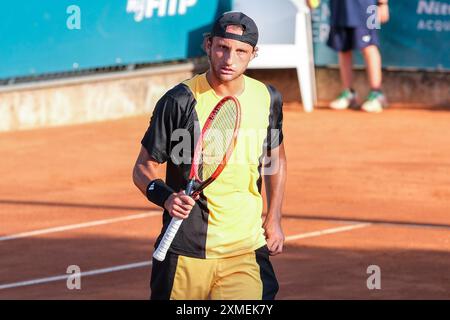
132;11;287;300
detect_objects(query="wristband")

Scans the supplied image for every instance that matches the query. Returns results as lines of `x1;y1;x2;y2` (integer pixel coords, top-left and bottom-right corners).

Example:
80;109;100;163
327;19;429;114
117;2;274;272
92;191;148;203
146;179;175;209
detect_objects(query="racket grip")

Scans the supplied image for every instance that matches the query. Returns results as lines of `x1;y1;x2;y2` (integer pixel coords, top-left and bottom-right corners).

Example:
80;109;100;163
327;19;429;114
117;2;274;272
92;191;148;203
153;179;195;261
153;217;183;261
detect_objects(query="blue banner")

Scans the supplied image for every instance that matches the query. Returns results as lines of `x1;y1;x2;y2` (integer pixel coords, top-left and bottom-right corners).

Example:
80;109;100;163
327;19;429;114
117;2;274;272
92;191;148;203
312;0;450;70
0;0;231;79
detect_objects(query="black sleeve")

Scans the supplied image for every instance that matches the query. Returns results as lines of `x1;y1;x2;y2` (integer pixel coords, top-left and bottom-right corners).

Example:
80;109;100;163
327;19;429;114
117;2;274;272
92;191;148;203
265;85;284;151
141;94;181;163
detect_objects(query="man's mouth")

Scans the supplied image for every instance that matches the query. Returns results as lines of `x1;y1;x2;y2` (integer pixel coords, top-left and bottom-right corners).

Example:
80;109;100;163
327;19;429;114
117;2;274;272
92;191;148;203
220;67;234;75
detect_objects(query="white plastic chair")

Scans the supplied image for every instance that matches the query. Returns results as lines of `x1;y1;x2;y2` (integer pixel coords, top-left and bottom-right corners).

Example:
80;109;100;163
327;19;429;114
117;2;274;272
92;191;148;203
233;0;317;112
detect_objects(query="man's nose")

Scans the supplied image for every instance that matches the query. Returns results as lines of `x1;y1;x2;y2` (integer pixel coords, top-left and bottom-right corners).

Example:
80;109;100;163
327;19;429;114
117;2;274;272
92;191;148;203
224;51;235;66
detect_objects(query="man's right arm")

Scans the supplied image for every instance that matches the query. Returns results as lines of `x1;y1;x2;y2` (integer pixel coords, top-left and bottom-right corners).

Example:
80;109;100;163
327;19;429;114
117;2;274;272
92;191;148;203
132;146;161;196
132;146;195;219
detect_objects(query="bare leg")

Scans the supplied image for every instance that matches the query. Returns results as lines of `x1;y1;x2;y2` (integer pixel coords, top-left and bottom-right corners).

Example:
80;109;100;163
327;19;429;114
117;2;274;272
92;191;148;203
338;50;353;90
362;45;382;90
330;51;357;110
361;45;387;112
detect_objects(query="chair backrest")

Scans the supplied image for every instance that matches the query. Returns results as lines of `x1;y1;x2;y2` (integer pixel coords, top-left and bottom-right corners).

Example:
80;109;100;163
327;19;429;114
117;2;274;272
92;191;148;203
233;0;298;45
233;0;317;112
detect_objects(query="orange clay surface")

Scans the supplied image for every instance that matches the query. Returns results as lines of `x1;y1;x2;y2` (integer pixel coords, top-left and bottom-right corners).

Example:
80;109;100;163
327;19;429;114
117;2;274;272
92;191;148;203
1;104;449;299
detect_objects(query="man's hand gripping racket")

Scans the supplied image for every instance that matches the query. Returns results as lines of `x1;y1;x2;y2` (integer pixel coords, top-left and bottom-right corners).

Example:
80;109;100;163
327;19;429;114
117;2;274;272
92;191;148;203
153;96;241;261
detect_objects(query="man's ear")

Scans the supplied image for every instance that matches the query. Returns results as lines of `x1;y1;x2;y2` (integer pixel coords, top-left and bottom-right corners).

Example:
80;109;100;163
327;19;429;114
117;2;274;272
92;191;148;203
203;37;212;56
250;46;259;61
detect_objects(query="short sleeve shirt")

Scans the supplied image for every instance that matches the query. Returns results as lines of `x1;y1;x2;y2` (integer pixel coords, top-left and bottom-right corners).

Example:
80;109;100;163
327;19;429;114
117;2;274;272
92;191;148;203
330;0;377;27
141;73;283;259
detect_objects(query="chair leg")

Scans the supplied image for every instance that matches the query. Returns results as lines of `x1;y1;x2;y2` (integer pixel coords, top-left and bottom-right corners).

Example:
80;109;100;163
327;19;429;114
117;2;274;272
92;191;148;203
296;7;317;112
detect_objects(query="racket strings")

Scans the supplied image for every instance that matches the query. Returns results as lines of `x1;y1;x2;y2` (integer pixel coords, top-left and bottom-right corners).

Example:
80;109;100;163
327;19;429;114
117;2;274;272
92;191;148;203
198;100;238;181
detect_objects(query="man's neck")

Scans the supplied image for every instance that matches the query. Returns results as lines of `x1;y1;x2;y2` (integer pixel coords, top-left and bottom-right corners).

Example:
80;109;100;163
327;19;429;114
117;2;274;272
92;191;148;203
206;71;245;97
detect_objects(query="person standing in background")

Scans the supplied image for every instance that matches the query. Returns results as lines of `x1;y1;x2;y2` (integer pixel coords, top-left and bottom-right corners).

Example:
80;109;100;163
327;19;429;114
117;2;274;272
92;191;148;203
326;0;390;113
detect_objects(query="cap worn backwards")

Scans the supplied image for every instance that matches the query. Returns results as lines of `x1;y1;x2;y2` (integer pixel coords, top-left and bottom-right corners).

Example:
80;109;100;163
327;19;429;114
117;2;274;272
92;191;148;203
211;11;259;48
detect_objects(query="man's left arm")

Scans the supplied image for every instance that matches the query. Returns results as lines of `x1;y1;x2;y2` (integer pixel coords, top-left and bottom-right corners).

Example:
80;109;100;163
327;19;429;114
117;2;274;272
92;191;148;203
263;142;287;256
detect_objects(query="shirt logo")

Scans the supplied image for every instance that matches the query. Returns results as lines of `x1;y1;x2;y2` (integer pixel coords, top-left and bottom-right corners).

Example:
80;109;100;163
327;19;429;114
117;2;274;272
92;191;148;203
362;35;372;43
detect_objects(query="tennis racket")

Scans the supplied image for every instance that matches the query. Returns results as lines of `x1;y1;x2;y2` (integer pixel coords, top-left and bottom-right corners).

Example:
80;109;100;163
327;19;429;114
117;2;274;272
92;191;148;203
153;96;241;261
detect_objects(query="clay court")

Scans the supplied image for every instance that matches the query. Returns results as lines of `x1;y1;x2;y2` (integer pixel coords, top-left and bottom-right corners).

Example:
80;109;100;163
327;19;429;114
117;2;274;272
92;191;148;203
1;103;449;299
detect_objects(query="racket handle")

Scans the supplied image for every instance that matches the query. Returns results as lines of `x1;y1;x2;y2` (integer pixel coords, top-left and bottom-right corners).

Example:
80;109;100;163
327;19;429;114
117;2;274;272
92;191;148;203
153;216;183;261
153;179;196;261
185;179;195;196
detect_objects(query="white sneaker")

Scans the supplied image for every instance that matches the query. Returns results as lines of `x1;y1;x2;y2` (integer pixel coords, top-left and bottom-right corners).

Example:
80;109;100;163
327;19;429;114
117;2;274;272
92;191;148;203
329;90;358;110
361;91;388;113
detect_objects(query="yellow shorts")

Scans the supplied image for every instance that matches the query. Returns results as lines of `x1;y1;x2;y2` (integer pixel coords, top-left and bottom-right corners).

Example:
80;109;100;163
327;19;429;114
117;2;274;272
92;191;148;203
150;245;279;300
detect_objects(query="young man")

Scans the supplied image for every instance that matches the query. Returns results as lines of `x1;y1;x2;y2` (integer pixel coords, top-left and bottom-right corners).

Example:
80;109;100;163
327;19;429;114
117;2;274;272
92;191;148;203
327;0;390;113
132;12;287;300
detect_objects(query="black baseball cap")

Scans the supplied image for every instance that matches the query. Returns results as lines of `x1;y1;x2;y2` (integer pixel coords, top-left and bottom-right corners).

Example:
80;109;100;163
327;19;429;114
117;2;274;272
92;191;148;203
210;11;259;47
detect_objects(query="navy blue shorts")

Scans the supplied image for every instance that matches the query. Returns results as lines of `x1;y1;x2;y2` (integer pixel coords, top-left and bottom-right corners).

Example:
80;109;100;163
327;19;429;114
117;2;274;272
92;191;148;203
327;26;379;52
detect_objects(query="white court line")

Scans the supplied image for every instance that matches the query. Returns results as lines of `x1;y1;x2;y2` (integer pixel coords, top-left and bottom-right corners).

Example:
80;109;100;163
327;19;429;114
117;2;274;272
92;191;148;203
0;223;371;291
0;261;152;290
285;223;372;242
0;211;161;242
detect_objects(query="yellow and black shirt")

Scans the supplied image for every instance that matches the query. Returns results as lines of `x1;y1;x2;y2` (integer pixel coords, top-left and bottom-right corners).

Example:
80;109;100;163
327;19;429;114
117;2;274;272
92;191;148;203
141;72;283;259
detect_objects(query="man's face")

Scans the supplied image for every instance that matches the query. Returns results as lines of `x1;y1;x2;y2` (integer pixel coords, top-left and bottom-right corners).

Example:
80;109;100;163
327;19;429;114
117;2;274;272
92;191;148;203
206;30;256;82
